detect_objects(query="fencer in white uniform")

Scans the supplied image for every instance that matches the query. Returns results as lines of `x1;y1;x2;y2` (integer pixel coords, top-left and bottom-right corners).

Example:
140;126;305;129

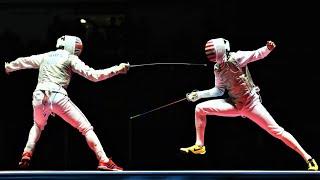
5;35;128;171
180;38;318;171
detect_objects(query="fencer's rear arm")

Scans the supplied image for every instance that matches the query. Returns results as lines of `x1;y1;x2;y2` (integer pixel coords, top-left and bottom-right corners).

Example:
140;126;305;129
234;46;272;67
5;54;44;73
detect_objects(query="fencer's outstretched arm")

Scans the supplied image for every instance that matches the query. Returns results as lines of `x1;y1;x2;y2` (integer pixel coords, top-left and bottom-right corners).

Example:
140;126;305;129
186;74;225;102
4;54;45;74
70;56;129;82
234;41;276;67
186;87;225;102
197;87;225;98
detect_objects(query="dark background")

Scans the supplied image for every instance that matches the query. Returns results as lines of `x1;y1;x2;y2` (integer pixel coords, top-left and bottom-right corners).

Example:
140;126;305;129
1;0;319;171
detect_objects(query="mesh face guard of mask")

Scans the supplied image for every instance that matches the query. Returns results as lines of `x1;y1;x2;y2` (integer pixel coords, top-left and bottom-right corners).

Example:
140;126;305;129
205;38;230;63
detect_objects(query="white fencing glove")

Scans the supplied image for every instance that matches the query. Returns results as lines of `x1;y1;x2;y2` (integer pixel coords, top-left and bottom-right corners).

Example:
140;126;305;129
116;62;130;74
186;90;200;102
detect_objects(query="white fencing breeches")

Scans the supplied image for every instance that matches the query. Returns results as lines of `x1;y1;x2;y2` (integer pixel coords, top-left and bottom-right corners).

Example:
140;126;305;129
194;98;311;161
23;90;108;162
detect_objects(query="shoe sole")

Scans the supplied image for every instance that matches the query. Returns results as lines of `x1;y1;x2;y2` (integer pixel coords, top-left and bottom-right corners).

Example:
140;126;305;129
180;148;206;155
97;166;123;171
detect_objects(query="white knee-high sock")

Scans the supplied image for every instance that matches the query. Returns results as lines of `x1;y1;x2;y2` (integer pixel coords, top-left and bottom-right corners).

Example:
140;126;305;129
85;130;109;162
280;131;312;161
23;123;42;154
195;113;206;146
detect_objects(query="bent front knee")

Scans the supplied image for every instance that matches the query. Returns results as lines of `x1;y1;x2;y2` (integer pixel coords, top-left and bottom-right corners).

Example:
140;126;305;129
195;104;206;116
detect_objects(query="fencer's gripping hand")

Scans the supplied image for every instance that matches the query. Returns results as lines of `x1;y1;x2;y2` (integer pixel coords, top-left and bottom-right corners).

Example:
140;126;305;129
186;90;200;102
266;41;276;51
116;62;130;74
4;62;10;75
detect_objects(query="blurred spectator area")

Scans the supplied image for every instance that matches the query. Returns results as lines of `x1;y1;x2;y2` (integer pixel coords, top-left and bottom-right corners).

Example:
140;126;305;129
0;1;127;65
